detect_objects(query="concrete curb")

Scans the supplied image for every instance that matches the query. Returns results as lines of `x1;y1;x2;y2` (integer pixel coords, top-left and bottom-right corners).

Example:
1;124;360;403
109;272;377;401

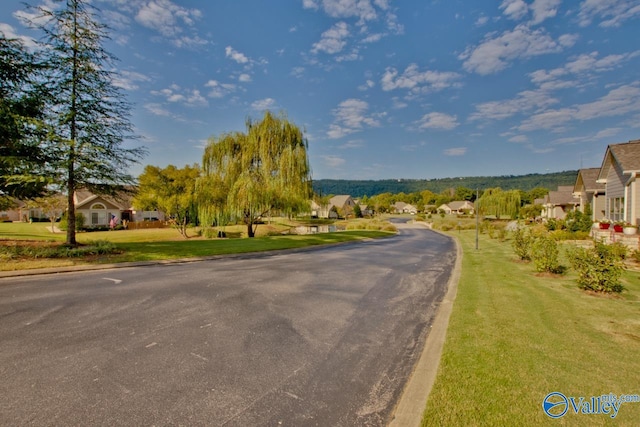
388;232;462;427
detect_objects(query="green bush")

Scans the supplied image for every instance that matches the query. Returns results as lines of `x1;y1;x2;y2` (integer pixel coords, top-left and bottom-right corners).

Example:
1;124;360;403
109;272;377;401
512;225;533;261
567;242;624;293
531;235;563;274
59;212;86;231
564;210;593;232
548;230;591;241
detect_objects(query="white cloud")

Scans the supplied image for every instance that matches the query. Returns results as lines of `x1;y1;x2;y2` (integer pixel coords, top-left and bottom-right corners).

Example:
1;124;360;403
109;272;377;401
251;98;277;111
327;98;380;139
444;147;467;156
0;23;37;48
312;22;350;54
417;112;459;130
238;74;252;83
578;0;640;27
459;24;575;75
517;83;640;131
112;70;152;91
500;0;528;20
340;139;365;149
205;80;238;98
144;103;172;117
321;155;346;168
13;0;59;27
225;46;250;64
508;135;528;143
381;64;461;94
527;50;640;90
475;16;489;26
470;89;558;121
499;0;561;24
151;84;208;107
311;0;378;23
135;0;202;37
530;0;562;24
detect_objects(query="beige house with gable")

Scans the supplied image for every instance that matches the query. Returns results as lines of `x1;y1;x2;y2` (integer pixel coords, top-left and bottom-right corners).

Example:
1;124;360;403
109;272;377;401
596;139;640;225
573;168;606;221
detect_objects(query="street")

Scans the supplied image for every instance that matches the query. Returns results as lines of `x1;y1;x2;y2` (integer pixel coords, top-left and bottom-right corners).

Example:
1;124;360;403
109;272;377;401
0;223;455;426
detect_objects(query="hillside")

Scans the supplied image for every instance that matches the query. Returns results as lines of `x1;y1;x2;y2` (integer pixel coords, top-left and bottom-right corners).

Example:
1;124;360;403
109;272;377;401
312;170;578;197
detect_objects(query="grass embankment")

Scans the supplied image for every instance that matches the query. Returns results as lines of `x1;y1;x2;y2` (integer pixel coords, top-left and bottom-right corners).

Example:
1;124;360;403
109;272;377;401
422;229;640;426
0;221;394;271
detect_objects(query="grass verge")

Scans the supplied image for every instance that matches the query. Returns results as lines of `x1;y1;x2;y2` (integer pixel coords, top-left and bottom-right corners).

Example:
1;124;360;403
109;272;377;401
422;230;640;426
0;222;393;271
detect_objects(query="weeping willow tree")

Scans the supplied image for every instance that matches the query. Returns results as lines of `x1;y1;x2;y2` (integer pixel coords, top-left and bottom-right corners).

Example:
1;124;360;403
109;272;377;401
198;111;312;237
477;188;521;219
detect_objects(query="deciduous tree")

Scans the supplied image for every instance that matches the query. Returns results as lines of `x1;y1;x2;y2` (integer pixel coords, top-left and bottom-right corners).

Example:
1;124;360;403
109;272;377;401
135;164;200;238
198;111;311;238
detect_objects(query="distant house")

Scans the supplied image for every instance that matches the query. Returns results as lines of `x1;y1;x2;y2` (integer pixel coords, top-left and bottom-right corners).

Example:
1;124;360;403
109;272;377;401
358;204;374;217
311;195;356;219
540;186;579;220
596;139;640;224
1;198;45;222
392;202;418;214
437;201;474;215
573;168;606;221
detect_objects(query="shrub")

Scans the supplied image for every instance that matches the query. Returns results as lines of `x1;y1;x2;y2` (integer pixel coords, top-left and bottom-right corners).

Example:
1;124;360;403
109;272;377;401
567;242;624;293
609;241;627;260
531;235;563;274
564;210;593;232
59;212;86;231
512;225;533;261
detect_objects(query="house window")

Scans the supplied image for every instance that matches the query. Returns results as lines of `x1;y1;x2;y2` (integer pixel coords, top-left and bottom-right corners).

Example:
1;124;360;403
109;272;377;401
90;203;107;225
608;197;624;221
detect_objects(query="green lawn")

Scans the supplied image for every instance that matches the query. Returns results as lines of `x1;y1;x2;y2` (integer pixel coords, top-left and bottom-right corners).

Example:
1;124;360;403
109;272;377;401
0;222;393;270
422;230;640;426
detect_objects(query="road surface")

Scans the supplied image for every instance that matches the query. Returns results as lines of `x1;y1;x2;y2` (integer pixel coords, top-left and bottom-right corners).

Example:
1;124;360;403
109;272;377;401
0;222;455;426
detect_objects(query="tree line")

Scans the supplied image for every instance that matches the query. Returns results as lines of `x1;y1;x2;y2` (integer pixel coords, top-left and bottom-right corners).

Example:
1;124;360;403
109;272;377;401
313;170;577;196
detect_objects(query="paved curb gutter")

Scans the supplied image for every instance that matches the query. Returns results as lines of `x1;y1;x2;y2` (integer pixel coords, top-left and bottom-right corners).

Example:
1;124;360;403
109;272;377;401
388;230;462;426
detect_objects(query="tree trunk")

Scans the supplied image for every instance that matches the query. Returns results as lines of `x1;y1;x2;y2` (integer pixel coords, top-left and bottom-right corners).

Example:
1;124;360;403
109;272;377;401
247;222;255;238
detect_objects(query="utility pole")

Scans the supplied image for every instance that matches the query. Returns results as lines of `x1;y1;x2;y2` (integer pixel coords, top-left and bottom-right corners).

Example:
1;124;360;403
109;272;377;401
475;188;479;250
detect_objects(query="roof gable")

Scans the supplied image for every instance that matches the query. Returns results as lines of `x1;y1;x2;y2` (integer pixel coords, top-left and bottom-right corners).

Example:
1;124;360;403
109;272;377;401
598;139;640;181
574;168;605;193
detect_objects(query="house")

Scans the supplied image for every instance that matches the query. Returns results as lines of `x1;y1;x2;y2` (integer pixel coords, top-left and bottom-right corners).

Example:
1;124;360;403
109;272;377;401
540;186;579;220
437;201;475;215
310;195;356;219
1;198;46;222
596;139;640;225
573;168;606;222
358;204;374;217
74;189;165;228
392;202;418;214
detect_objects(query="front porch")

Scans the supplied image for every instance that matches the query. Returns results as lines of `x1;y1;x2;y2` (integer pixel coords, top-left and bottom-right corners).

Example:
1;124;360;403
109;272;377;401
591;228;640;250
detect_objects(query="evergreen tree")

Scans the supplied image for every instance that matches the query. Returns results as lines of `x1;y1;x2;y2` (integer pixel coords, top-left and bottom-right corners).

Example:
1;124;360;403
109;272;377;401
0;34;48;206
24;0;145;245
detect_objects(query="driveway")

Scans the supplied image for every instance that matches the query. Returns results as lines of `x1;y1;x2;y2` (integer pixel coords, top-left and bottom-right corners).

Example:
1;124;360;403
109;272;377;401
0;223;455;426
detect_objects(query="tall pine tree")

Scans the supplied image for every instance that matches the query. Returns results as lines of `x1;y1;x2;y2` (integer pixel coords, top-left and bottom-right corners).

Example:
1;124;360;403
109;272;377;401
24;0;145;245
0;34;48;207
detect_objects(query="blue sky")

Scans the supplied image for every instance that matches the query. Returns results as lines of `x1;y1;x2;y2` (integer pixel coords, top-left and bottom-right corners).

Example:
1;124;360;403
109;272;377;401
2;0;640;180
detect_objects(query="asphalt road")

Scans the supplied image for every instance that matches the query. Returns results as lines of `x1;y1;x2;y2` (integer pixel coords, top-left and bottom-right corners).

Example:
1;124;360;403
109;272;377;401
0;223;455;426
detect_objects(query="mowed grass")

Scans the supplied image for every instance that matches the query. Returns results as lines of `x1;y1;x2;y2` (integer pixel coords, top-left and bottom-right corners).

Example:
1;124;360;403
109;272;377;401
422;230;640;426
0;222;393;270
